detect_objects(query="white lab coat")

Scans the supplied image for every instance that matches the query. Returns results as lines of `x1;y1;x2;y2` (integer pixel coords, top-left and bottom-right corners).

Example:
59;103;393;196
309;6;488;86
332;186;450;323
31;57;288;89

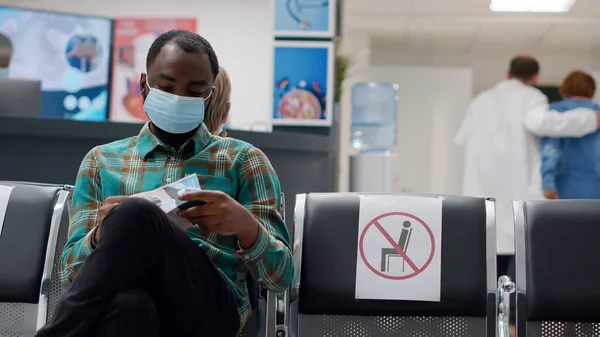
455;79;597;254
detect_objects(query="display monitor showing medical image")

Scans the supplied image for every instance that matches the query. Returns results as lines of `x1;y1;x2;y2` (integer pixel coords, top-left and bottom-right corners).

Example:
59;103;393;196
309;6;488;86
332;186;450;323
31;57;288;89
272;41;334;127
0;6;113;120
274;0;336;37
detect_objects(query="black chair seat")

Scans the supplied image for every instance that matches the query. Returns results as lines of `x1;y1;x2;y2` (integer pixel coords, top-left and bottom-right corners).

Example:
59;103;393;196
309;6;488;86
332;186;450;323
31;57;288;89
0;183;63;303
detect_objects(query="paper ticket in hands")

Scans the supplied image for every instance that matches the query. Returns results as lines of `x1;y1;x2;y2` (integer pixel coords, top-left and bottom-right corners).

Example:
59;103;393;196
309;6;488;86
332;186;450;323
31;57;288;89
131;175;201;230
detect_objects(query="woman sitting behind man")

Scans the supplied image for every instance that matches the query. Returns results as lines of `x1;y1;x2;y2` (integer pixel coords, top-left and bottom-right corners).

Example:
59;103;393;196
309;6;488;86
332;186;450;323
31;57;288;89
541;70;600;199
205;66;232;135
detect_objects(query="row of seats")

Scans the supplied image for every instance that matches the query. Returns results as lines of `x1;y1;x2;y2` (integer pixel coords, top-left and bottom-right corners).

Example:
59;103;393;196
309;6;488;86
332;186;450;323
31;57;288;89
0;182;599;336
0;182;278;337
285;193;600;337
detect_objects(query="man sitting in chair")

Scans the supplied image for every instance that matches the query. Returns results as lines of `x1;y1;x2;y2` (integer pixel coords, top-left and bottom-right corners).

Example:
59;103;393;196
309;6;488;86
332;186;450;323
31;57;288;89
35;30;293;337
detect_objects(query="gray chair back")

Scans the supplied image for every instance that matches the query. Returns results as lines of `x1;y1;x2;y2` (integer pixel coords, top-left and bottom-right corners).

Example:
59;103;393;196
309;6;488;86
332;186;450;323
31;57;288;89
0;182;71;337
291;193;497;337
46;192;72;323
514;200;600;337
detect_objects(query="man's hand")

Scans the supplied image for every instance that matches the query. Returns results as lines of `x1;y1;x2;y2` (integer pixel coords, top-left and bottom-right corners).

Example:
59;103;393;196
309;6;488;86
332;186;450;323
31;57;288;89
178;190;259;248
543;190;559;200
596;112;600;128
95;196;128;243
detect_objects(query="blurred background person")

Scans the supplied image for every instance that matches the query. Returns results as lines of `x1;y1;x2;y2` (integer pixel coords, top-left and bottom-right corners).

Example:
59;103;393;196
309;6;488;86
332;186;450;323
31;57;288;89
204;66;231;136
456;55;599;257
0;32;13;77
455;55;600;334
542;71;600;200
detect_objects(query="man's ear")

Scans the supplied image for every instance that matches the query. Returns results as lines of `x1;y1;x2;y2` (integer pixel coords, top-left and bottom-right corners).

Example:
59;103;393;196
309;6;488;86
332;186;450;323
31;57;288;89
139;73;147;99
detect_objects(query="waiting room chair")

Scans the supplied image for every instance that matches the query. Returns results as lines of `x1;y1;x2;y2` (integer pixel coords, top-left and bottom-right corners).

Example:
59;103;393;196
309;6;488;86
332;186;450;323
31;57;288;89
283;192;497;337
0;181;72;337
513;200;600;337
0;180;281;337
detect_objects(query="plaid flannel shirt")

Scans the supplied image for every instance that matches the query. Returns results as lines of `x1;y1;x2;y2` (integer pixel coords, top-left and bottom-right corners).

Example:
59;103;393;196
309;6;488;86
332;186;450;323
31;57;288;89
60;123;293;328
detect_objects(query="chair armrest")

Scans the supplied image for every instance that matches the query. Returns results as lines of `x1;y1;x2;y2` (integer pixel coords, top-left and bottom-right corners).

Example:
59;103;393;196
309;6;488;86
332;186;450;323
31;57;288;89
275;290;289;337
263;288;291;337
498;275;516;337
289;284;299;303
259;286;268;300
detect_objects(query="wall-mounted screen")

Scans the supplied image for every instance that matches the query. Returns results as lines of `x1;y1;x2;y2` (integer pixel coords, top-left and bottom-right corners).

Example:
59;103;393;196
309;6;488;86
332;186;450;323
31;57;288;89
0;6;113;120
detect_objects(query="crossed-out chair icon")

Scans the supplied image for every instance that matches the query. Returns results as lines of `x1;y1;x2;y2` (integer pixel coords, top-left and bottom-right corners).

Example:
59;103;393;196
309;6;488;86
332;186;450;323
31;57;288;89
380;220;413;272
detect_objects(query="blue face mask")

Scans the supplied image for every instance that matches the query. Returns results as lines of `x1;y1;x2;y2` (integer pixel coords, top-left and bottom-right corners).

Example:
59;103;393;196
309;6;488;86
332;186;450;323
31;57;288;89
0;67;8;78
143;81;212;134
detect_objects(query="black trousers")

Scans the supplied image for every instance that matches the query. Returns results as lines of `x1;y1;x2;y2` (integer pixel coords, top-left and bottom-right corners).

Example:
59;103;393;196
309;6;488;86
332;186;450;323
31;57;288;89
36;197;240;337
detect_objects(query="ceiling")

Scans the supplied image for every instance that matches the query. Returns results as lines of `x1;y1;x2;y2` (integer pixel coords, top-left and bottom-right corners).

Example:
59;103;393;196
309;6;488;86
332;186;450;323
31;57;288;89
344;0;600;52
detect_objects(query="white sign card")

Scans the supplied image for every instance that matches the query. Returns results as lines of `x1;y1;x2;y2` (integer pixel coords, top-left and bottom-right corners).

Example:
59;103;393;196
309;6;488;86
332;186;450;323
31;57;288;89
355;194;443;302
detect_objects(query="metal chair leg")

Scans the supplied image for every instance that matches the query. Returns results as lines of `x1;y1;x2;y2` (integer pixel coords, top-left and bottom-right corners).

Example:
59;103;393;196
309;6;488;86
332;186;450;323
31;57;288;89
498;275;516;337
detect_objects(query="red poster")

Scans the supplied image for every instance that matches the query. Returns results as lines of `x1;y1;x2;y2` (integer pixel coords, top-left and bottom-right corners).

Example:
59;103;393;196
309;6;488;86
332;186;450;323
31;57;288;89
109;18;197;123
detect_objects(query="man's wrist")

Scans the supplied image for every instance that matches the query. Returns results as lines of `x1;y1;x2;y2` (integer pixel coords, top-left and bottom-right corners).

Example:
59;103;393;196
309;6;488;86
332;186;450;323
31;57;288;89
237;218;260;249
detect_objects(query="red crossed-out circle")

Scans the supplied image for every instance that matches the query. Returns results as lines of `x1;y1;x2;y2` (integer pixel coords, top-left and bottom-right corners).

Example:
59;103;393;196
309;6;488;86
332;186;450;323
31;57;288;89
359;212;435;280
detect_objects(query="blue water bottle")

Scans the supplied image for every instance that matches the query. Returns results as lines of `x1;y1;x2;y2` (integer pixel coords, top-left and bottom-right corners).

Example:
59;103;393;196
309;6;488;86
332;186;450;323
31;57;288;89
351;82;399;152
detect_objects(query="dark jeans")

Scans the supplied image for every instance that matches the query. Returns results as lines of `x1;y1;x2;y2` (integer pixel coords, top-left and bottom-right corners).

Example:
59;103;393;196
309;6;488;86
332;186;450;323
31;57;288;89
497;254;516;324
36;198;240;337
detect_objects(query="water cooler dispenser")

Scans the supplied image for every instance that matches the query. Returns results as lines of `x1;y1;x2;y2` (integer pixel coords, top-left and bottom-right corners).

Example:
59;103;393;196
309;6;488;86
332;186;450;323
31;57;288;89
349;82;399;192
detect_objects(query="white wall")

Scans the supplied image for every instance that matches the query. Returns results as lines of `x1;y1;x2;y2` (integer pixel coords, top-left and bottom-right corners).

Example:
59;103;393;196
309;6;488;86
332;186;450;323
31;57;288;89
338;30;372;192
371;45;599;95
369;44;600;195
1;0;274;131
370;66;472;195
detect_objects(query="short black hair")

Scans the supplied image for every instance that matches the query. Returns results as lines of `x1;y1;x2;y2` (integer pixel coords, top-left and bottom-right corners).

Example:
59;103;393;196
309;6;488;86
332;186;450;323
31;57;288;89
509;55;539;82
146;30;219;78
0;33;12;49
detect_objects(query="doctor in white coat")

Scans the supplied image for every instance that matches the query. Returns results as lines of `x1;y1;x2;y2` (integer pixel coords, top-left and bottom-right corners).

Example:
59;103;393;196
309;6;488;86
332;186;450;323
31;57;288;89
455;55;599;270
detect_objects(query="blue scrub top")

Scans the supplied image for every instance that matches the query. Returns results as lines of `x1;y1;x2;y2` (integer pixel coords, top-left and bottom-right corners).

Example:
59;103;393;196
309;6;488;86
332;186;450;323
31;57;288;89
541;98;600;199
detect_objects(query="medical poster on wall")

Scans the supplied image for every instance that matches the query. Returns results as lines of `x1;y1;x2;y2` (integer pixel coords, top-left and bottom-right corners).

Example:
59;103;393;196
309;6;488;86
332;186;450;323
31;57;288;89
272;41;334;127
273;0;337;38
109;18;196;123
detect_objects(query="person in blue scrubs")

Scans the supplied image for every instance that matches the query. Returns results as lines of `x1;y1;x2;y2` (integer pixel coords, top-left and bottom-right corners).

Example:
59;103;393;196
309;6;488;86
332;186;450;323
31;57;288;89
541;70;600;199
